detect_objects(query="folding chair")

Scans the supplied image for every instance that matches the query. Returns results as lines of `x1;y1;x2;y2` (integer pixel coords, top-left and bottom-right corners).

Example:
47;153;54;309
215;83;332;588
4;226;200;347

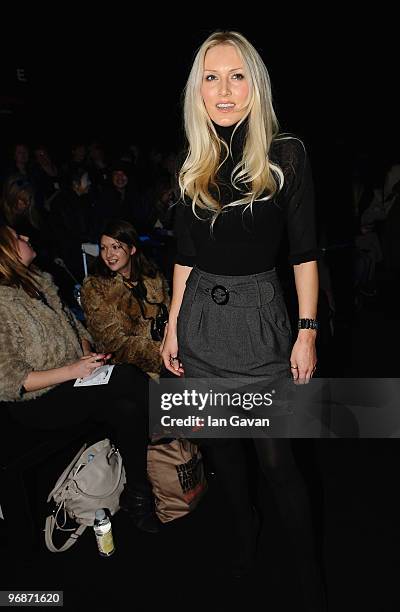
81;242;99;278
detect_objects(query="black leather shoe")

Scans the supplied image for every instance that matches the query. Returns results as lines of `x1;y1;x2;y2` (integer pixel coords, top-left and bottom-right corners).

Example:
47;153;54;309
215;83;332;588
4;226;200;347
230;507;261;579
120;486;160;534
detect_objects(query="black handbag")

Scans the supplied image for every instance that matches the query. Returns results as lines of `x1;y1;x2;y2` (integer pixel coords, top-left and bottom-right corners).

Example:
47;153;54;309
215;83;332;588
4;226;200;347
149;302;169;341
124;279;168;342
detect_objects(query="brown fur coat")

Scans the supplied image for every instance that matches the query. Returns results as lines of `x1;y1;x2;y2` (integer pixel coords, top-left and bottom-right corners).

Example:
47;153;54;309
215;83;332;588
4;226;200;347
81;273;170;378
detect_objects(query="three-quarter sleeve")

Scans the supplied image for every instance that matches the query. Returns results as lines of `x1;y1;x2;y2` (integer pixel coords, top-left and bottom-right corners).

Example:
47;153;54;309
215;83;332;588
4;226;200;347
174;201;197;267
284;140;320;265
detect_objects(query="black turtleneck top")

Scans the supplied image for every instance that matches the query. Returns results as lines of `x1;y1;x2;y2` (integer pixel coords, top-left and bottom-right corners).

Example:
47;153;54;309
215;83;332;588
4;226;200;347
175;121;319;275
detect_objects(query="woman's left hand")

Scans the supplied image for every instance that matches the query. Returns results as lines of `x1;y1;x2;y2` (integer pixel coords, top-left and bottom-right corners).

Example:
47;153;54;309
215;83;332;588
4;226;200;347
87;351;112;364
289;332;317;384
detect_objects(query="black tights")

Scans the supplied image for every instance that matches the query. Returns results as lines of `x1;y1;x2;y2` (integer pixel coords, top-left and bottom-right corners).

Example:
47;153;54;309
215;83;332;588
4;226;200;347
202;437;326;610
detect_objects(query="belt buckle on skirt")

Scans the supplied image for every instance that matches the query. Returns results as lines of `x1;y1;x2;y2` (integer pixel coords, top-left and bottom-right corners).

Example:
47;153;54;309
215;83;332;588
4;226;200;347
211;284;229;305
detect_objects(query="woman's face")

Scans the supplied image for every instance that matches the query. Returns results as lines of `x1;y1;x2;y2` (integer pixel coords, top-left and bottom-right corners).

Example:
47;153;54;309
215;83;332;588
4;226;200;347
112;170;128;191
16;192;32;214
15;145;29;165
10;228;36;266
201;43;250;127
34;148;50;164
72;144;86;163
100;234;136;278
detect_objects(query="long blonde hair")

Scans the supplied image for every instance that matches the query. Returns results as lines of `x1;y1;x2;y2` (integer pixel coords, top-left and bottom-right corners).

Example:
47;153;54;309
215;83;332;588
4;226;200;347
180;30;284;224
0;174;38;229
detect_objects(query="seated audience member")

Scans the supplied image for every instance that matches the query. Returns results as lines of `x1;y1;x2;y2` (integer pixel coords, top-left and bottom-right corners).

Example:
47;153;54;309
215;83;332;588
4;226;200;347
30;145;61;211
87;140;109;194
0;224;159;532
2;143;31;180
96;161;141;234
49;167;98;283
1;174;38;231
81;220;169;380
0;174;51;261
61;143;88;185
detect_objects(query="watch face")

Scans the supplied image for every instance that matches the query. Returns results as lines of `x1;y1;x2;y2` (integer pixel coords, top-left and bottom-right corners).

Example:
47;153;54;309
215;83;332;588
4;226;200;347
298;319;318;330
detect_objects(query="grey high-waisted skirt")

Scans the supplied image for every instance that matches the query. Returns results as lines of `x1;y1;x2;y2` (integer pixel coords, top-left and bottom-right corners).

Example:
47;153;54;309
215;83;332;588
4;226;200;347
177;267;292;379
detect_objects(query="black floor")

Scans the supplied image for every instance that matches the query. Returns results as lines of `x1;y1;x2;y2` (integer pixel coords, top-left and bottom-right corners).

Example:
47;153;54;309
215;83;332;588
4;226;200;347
1;290;400;611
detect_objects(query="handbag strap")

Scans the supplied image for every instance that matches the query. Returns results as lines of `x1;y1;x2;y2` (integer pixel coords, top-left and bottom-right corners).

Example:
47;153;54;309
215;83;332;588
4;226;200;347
44;514;87;553
123;278;164;323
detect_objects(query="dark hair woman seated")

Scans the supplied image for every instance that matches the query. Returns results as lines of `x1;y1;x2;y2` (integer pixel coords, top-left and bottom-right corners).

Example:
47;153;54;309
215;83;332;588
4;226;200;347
80;219;170;380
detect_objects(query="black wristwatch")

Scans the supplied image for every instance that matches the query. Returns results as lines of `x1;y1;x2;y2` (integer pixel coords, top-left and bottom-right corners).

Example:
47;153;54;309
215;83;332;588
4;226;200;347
298;318;318;330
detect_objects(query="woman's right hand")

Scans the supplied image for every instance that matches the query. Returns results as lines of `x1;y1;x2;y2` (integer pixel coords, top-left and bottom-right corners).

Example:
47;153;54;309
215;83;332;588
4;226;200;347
160;327;184;377
22;353;110;394
68;354;107;380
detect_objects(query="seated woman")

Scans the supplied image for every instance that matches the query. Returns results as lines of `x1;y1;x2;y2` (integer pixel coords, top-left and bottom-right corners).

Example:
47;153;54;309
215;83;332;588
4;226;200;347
1;174;46;251
0;174;58;292
80;219;170;380
0;224;159;533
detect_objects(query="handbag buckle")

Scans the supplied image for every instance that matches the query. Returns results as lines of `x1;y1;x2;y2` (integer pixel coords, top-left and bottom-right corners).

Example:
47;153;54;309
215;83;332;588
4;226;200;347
107;446;119;463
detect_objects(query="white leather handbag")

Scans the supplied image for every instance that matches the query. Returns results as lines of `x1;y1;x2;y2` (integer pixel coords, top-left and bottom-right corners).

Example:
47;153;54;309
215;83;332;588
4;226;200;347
44;438;126;552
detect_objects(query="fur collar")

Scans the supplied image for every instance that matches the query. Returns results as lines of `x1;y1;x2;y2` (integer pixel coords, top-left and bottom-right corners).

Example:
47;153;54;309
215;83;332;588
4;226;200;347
82;272;166;304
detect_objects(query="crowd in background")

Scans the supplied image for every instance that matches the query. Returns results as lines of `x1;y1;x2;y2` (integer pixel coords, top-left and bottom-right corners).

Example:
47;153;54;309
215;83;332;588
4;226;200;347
0;141;179;307
1;138;399;334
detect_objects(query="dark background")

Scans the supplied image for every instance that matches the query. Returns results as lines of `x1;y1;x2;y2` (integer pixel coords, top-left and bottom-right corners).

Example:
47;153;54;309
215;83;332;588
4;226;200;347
1;21;397;157
2;20;397;254
2;20;400;610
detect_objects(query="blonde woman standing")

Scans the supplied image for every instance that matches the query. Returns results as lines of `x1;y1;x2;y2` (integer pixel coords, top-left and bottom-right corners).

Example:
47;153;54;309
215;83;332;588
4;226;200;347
161;31;326;608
